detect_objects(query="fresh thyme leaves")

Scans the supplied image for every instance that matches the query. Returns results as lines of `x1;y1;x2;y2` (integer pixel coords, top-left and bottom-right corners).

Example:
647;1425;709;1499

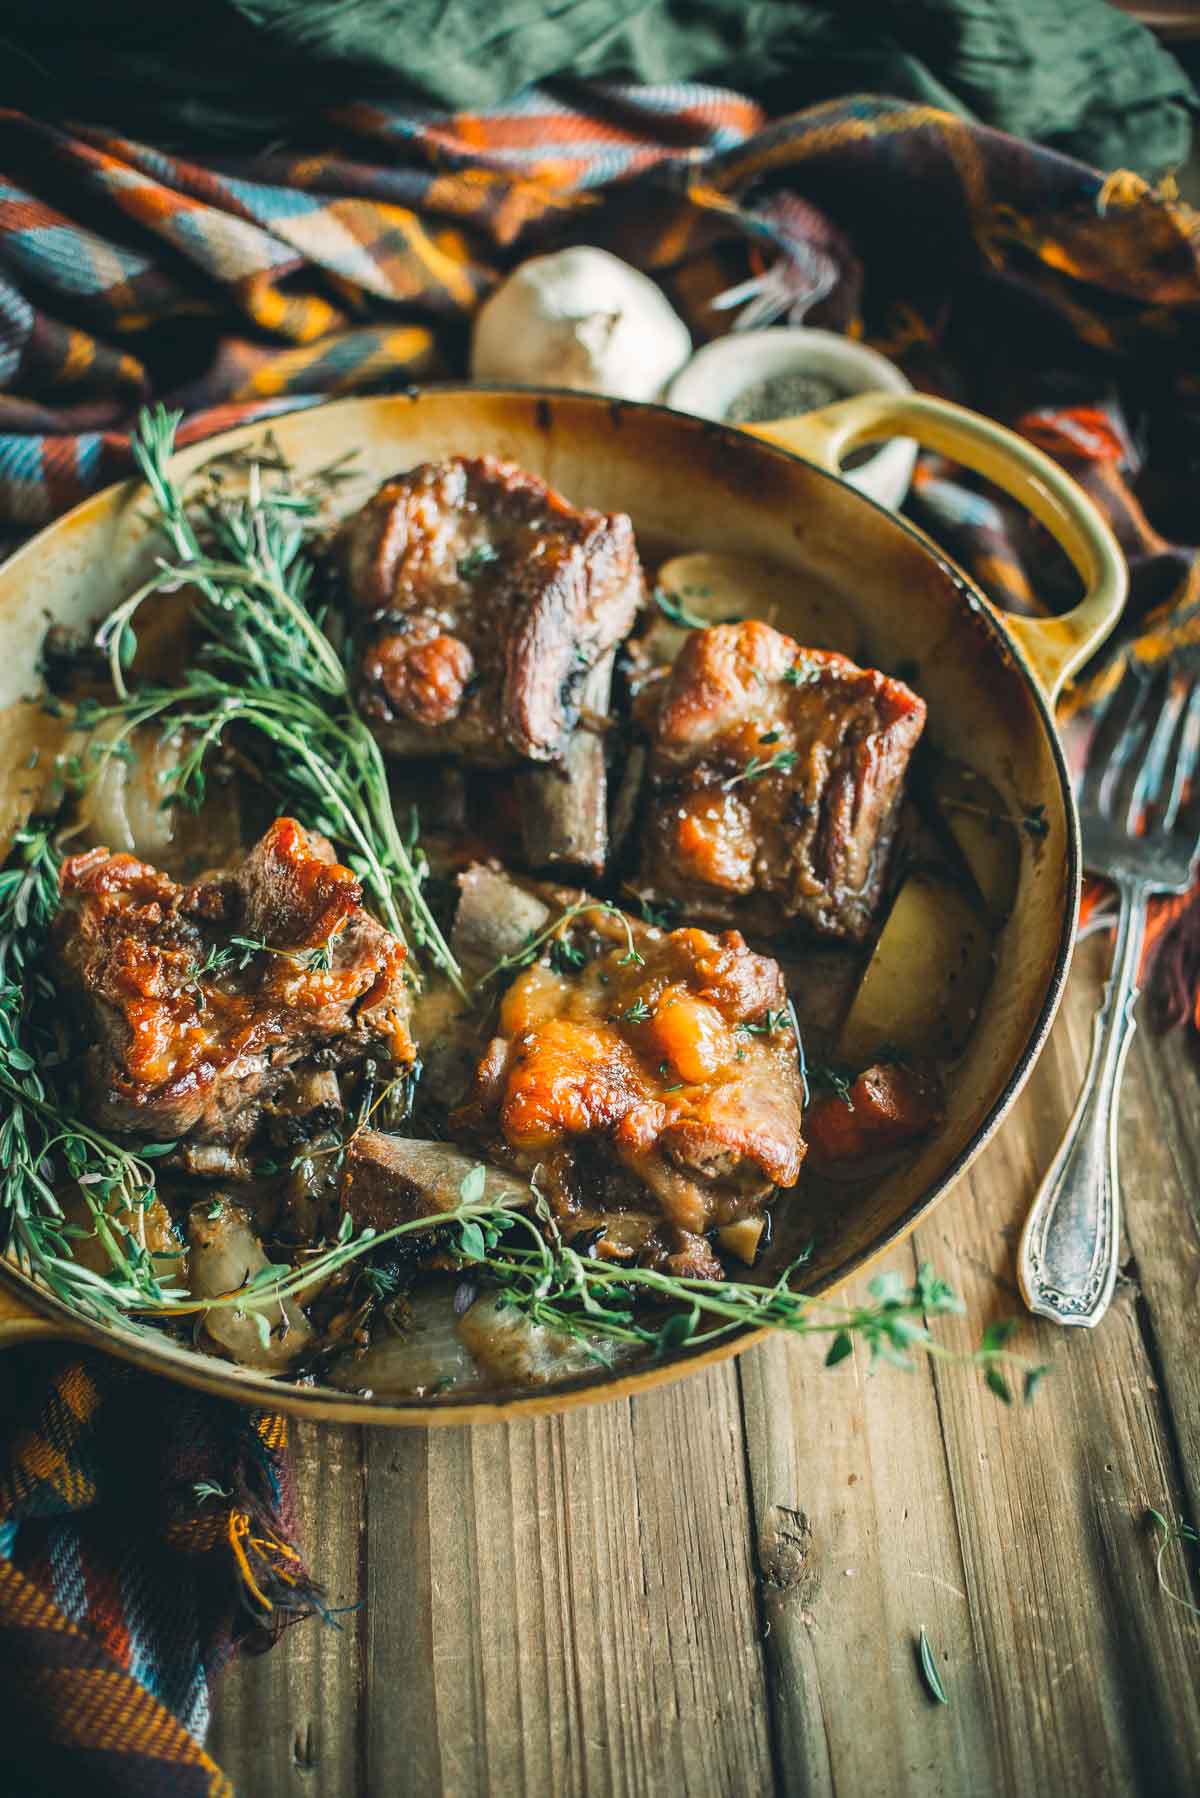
736;1008;794;1037
93;406;464;998
548;936;587;975
445;1190;1040;1399
457;542;499;580
622;998;652;1024
809;1063;856;1107
635;894;679;930
1146;1509;1200;1618
476;900;645;988
653;587;711;630
724;750;798;790
819;1268;1046;1396
917;1627;949;1705
782;660;818;687
359;1262;400;1300
184;931;339;1006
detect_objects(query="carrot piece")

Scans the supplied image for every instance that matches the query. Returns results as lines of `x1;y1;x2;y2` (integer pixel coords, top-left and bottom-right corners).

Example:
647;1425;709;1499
806;1063;941;1166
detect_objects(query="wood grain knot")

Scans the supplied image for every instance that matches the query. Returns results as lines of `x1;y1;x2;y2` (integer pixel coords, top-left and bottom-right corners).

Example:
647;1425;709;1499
759;1503;818;1601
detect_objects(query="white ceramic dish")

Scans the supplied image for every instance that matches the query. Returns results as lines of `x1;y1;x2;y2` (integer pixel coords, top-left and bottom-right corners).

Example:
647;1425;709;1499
665;327;918;510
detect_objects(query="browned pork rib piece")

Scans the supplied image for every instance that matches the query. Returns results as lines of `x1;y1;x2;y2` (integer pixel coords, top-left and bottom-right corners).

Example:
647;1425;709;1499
338;455;643;765
637;620;926;941
448;877;806;1274
516;648;615;875
53;817;414;1155
338;1132;532;1235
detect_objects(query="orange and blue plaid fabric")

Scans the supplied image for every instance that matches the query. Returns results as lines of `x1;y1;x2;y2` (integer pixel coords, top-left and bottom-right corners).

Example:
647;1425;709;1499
0;1352;321;1796
2;79;1200;1796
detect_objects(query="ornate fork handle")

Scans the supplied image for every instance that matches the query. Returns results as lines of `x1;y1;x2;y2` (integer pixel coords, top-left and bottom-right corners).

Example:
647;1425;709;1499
1018;875;1148;1328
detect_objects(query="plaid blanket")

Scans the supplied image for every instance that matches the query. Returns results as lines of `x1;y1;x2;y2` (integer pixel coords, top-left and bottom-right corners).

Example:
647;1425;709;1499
2;80;1200;1795
0;1353;321;1797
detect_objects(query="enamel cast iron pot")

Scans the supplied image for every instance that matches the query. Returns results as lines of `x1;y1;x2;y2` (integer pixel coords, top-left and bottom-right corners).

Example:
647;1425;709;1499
0;387;1126;1424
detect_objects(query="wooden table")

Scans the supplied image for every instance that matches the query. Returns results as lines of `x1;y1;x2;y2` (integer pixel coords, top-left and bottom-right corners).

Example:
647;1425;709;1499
210;931;1200;1796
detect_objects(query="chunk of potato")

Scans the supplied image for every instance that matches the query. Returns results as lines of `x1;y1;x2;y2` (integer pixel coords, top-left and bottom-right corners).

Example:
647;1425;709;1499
925;758;1020;925
837;873;993;1065
649;552;845;664
717;1217;766;1266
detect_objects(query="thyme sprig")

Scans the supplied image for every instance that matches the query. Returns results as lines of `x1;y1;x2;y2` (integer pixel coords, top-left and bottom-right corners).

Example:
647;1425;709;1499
1146;1509;1200;1619
441;1189;1042;1395
475;899;646;988
724;749;799;789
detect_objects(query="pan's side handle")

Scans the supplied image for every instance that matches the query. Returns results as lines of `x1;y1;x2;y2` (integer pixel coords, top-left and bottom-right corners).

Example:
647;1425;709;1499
0;1276;79;1348
749;392;1127;701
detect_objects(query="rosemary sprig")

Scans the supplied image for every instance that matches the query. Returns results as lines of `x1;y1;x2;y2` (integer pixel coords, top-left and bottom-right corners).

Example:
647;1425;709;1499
94;406;464;997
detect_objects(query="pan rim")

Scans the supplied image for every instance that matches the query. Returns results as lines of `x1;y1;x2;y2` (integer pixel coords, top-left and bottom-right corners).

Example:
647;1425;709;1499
0;384;1081;1421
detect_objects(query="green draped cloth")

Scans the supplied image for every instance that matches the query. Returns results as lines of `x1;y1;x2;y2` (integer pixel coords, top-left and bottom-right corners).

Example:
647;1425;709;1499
4;0;1195;177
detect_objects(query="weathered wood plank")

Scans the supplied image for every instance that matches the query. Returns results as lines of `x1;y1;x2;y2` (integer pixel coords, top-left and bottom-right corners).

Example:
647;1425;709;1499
739;938;1200;1798
1117;1011;1200;1526
208;1422;364;1797
360;1361;774;1798
739;1308;1004;1798
909;939;1200;1798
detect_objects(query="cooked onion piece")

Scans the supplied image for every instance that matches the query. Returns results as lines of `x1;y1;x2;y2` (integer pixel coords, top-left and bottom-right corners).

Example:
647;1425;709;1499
69;718;182;859
456;1294;604;1387
187;1198;314;1373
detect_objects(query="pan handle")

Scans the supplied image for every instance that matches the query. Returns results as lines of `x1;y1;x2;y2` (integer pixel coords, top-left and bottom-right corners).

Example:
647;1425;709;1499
748;392;1127;702
0;1275;80;1349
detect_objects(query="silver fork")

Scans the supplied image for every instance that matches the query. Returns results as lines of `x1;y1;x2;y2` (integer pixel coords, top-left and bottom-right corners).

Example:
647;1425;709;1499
1018;654;1200;1328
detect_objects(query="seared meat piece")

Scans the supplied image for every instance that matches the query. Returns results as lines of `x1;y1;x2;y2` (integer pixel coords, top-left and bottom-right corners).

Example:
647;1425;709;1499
450;889;805;1254
338;1132;532;1235
54;817;414;1151
637;621;926;941
338;456;643;765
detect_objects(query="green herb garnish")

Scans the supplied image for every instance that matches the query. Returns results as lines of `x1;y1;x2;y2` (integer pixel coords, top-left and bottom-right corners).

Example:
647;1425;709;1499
736;1008;794;1038
458;542;499;580
723;750;798;790
1146;1509;1200;1618
94;405;463;997
809;1064;856;1107
653;588;710;630
917;1627;949;1705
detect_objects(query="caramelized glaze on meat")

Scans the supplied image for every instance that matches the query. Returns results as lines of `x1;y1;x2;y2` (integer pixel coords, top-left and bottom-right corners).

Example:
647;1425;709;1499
54;818;414;1150
638;621;926;940
451;902;805;1259
339;456;643;765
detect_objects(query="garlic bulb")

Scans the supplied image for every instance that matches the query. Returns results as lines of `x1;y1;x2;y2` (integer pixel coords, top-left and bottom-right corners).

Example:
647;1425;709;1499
470;247;692;402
